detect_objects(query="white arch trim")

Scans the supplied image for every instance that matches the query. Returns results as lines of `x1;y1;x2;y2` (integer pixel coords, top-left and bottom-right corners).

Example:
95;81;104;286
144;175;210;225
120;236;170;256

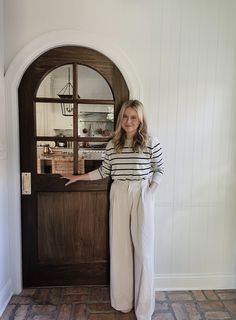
5;30;143;294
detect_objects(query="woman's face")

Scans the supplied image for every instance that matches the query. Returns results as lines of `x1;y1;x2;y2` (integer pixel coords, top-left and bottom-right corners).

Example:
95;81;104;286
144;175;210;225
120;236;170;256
121;107;141;138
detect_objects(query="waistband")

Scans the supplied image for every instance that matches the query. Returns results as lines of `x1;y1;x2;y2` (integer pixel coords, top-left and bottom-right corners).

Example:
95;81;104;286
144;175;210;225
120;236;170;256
112;179;150;187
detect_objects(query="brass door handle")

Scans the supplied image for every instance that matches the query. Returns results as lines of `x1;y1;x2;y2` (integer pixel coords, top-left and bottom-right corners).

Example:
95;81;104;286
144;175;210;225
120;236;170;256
21;172;31;195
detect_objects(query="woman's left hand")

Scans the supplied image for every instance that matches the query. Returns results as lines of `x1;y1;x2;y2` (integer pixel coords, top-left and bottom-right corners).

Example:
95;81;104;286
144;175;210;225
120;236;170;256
149;182;158;192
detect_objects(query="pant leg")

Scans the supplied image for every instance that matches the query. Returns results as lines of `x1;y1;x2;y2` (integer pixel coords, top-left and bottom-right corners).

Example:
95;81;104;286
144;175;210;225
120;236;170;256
130;181;155;320
110;181;134;311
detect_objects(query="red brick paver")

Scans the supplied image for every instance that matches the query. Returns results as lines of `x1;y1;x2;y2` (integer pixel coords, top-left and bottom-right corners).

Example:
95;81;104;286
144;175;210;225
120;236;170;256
2;287;236;319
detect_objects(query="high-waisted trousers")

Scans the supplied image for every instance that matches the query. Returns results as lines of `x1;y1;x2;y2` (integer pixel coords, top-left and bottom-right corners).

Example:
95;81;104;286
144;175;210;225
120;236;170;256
109;179;155;320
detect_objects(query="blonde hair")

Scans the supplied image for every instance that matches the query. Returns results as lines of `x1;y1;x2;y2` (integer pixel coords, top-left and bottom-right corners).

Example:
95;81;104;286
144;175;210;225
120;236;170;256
112;100;149;152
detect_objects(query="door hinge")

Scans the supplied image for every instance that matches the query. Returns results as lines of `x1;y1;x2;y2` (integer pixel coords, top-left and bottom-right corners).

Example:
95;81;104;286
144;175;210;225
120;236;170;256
21;172;31;195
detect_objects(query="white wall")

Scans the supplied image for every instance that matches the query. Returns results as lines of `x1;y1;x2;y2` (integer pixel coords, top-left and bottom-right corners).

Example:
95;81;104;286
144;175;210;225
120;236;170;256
0;0;12;315
3;0;236;297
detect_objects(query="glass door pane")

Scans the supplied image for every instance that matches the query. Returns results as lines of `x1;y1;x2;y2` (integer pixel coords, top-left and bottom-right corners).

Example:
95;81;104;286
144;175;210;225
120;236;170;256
37;65;73;99
37;141;84;175
36;103;73;137
78;104;114;138
77;65;113;99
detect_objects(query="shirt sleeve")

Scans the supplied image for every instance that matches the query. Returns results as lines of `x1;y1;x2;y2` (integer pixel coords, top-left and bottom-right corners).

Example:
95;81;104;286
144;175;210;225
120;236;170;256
150;137;164;185
88;141;112;180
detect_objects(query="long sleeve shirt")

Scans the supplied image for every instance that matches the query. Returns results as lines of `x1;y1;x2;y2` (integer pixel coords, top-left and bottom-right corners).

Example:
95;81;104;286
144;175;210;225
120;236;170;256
88;137;164;185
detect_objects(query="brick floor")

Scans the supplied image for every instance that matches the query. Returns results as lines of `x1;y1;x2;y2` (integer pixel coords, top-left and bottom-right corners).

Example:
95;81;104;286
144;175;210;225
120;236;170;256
1;287;236;320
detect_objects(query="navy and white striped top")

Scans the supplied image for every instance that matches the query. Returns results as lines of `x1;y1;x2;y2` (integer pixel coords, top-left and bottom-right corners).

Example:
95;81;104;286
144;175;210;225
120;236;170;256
88;137;164;185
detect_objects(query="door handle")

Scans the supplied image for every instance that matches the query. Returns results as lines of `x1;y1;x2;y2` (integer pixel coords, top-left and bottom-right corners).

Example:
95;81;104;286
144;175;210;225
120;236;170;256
21;172;31;195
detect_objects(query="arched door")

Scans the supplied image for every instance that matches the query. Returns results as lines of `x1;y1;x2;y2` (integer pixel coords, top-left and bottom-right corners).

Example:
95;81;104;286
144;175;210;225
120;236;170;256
19;46;129;287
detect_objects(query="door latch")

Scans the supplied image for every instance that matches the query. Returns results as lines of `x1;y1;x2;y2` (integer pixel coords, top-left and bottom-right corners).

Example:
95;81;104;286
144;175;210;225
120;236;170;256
21;172;31;195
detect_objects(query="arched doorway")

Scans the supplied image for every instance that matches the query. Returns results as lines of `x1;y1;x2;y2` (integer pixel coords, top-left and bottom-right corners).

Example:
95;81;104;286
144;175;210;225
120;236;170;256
19;46;129;287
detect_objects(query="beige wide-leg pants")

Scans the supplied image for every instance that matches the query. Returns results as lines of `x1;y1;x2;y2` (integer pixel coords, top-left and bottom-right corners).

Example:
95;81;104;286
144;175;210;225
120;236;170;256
109;179;155;320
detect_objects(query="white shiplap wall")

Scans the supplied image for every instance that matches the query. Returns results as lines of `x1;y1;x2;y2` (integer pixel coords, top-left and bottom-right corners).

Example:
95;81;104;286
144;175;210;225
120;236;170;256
3;0;236;291
152;0;236;288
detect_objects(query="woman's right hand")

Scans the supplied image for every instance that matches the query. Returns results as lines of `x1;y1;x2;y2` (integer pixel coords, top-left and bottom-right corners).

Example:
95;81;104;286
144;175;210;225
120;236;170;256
60;174;78;186
60;173;90;186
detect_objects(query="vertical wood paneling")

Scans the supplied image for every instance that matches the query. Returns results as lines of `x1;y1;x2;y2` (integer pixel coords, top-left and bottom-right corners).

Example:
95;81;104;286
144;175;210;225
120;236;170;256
171;208;190;273
155;207;173;274
205;206;225;273
155;0;236;286
189;207;208;274
155;0;182;207
220;0;236;274
192;0;220;205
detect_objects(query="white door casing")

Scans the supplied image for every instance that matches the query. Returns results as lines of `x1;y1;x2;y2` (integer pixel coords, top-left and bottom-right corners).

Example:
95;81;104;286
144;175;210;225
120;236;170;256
5;29;142;294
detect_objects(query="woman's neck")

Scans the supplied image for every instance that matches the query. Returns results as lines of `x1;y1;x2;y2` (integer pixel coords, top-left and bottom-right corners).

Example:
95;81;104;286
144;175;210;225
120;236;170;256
126;133;135;140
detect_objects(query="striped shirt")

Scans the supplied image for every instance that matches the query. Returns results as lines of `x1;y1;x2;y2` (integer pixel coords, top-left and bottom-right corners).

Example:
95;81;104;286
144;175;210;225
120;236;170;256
88;137;164;185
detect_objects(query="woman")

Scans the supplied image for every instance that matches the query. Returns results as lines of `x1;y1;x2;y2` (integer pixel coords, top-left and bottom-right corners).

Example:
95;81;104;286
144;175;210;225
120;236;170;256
62;100;164;320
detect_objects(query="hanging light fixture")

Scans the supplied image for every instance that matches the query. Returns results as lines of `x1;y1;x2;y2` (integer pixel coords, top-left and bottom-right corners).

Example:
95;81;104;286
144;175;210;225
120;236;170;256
57;66;80;116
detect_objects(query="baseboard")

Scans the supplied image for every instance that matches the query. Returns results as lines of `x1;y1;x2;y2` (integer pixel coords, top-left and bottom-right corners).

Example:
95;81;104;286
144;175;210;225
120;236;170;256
154;273;236;291
0;279;13;316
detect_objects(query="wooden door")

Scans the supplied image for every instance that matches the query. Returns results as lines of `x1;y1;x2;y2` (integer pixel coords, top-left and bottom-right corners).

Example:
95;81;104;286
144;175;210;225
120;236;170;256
19;46;129;287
